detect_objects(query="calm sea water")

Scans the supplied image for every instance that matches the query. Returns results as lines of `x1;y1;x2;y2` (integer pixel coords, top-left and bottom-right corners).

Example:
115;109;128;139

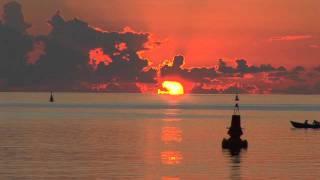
0;93;320;179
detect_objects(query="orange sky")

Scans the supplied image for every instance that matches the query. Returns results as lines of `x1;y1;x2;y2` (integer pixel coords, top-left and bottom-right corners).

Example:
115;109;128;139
1;0;320;68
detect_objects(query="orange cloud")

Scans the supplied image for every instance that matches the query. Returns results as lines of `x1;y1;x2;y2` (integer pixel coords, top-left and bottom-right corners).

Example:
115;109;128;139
89;48;112;70
27;41;46;64
115;42;128;51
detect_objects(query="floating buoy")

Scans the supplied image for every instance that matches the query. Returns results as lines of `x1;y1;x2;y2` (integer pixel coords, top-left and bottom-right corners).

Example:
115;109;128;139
222;94;248;154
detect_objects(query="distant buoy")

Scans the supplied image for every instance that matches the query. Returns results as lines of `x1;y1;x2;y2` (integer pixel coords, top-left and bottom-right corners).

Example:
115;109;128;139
49;91;54;103
235;94;239;101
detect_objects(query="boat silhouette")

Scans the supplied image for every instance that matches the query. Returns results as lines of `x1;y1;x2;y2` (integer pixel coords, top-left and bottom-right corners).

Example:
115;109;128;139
290;121;320;129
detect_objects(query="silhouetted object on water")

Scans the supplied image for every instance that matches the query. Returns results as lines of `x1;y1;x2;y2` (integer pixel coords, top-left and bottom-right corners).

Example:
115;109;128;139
235;94;240;101
290;121;320;129
222;94;248;152
313;120;320;125
49;91;54;103
234;94;240;114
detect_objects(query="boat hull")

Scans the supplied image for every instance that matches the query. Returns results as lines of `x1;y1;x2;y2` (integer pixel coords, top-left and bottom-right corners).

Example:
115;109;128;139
290;121;320;129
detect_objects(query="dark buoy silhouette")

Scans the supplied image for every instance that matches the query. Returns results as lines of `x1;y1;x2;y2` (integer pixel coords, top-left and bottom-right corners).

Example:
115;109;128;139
49;91;54;103
222;94;248;153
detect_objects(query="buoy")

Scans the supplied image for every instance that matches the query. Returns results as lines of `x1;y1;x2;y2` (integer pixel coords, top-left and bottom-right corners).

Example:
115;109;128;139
49;91;54;103
222;94;248;154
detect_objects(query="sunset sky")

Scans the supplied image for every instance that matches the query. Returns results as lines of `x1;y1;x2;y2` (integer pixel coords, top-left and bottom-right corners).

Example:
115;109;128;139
0;0;320;93
1;0;320;67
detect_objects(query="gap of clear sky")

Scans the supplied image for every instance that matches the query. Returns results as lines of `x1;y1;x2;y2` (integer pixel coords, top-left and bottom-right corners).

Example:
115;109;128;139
0;0;320;68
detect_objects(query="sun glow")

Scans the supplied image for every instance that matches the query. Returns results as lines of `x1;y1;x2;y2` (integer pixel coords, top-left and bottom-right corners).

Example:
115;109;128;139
158;81;184;95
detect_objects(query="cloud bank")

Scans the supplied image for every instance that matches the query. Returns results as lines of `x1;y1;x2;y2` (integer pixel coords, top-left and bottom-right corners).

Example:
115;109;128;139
0;1;319;94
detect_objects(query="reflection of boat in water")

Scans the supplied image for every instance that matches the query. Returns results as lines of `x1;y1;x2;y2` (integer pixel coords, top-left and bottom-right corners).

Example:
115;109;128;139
49;91;54;103
290;121;320;129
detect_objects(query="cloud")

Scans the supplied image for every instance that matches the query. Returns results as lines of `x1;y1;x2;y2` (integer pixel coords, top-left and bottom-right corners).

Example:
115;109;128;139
89;48;112;69
268;35;312;42
160;56;305;94
268;66;306;82
105;83;141;93
0;1;320;94
270;80;320;94
26;41;46;64
217;59;286;75
309;44;320;49
0;2;157;91
191;84;220;94
160;55;217;83
314;65;320;72
0;2;33;88
2;1;31;34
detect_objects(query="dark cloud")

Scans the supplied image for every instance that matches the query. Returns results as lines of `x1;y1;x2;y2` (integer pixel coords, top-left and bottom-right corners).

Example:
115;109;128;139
0;2;33;88
292;66;305;72
105;83;141;93
41;11;154;85
218;59;286;75
272;84;312;94
217;59;235;74
271;78;320;94
160;56;288;90
191;61;320;94
191;84;220;94
314;65;320;72
268;66;306;82
221;85;249;94
314;81;320;92
0;2;156;91
2;1;31;34
160;55;217;82
191;83;250;94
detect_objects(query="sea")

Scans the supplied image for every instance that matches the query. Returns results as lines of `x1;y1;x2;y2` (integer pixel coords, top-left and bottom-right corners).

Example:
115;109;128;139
0;93;320;179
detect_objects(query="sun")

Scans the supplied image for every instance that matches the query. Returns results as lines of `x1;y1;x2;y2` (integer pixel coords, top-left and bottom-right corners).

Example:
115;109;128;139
158;81;185;95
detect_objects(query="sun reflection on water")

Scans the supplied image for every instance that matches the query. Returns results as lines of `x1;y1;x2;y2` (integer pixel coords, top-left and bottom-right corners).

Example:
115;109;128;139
160;108;183;180
161;151;183;165
162;176;180;180
161;126;182;144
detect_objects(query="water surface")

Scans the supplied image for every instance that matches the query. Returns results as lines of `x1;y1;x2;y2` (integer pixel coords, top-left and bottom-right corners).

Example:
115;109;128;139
0;93;319;179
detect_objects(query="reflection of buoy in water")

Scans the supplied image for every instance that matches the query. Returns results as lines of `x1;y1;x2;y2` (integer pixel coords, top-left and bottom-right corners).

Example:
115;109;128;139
49;91;54;103
222;94;248;153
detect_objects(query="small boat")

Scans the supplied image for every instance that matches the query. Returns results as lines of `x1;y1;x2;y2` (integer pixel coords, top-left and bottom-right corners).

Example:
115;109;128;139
290;121;320;129
49;91;54;103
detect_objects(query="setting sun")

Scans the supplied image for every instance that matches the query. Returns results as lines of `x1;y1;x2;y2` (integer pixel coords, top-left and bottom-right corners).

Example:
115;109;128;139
158;81;184;95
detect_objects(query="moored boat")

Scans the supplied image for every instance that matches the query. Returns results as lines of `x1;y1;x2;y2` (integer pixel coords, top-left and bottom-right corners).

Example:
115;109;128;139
290;121;320;129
